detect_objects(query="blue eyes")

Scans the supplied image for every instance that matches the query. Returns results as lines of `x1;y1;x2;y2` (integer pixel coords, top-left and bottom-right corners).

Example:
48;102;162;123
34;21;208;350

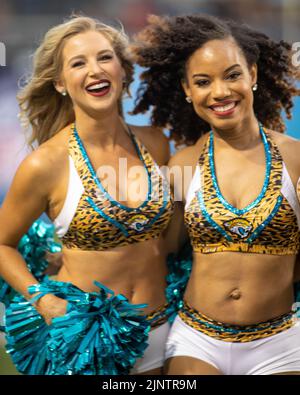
195;72;242;87
71;55;113;68
72;61;84;68
100;55;113;61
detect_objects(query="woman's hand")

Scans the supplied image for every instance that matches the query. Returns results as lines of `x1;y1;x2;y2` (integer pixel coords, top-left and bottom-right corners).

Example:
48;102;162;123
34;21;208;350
34;293;68;325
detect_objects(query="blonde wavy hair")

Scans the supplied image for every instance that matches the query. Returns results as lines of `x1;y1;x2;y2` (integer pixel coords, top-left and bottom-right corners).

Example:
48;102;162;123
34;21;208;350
18;15;134;148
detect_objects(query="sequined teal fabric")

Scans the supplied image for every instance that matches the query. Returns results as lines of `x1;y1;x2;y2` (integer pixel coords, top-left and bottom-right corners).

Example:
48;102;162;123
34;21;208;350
165;241;192;323
4;277;151;375
0;219;62;307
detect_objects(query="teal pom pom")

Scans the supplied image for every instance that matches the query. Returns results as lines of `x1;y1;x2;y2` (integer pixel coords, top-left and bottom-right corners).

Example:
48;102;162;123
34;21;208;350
4;294;52;374
4;277;150;375
0;219;62;307
17;220;62;278
165;241;192;323
0;282;14;309
295;282;300;301
294;281;300;318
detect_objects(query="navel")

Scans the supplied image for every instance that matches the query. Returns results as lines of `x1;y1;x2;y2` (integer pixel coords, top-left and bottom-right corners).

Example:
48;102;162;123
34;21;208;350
230;288;242;300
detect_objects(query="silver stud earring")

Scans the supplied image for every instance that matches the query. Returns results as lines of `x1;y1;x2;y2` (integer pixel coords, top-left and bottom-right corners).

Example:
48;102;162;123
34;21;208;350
252;84;258;91
185;96;192;103
61;91;67;96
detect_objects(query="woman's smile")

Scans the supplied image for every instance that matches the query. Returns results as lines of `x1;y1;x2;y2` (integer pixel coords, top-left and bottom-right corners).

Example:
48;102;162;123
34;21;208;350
85;79;111;97
208;100;239;117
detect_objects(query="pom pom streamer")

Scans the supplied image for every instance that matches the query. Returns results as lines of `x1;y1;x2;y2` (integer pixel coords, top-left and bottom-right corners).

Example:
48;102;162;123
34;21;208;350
294;281;300;319
0;219;62;307
4;294;51;374
4;277;151;375
165;241;192;323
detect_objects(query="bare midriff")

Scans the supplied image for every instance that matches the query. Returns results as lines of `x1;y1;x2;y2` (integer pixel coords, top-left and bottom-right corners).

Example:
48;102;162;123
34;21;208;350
184;252;296;325
55;236;168;314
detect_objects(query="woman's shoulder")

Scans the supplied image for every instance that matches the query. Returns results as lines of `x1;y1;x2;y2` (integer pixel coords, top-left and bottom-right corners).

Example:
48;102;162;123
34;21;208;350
168;132;209;169
269;129;299;145
19;126;70;185
269;129;300;160
129;124;170;166
269;129;300;182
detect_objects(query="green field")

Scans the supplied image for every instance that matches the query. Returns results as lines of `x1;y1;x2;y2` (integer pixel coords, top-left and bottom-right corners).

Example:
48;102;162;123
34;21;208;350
0;346;19;375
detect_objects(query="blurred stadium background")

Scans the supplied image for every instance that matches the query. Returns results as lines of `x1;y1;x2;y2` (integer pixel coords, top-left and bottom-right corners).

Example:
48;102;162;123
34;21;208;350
0;0;299;374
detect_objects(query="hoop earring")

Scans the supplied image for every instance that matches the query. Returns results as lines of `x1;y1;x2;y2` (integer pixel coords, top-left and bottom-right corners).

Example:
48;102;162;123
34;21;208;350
252;84;258;91
185;96;192;103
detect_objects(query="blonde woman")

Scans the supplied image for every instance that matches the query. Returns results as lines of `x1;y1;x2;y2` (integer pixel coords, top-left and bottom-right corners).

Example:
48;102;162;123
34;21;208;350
0;16;174;375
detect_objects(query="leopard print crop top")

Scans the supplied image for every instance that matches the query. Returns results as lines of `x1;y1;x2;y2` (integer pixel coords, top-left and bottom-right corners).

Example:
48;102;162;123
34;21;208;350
184;126;300;255
54;124;174;251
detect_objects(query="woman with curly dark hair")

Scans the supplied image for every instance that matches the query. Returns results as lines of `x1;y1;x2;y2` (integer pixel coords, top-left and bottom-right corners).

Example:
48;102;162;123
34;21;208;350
131;14;300;375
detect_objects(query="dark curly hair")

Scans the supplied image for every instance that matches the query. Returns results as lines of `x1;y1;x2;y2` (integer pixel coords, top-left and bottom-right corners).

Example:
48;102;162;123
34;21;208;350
131;14;300;145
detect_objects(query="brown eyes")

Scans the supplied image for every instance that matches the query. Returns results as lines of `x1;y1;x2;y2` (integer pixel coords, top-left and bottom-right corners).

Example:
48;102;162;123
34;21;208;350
194;72;242;87
195;80;209;87
228;72;242;80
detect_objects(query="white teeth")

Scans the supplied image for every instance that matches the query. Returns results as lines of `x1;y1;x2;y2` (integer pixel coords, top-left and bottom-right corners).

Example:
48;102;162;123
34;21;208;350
212;102;236;112
87;82;110;91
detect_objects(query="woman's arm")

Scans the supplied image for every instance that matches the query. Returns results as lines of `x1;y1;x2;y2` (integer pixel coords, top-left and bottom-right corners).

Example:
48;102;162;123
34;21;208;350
0;152;49;299
0;147;67;323
163;201;188;255
296;178;300;282
163;146;196;255
273;134;300;283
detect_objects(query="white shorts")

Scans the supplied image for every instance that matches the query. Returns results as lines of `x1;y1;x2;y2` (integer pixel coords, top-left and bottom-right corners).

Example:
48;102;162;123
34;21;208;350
131;321;171;374
165;315;300;375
